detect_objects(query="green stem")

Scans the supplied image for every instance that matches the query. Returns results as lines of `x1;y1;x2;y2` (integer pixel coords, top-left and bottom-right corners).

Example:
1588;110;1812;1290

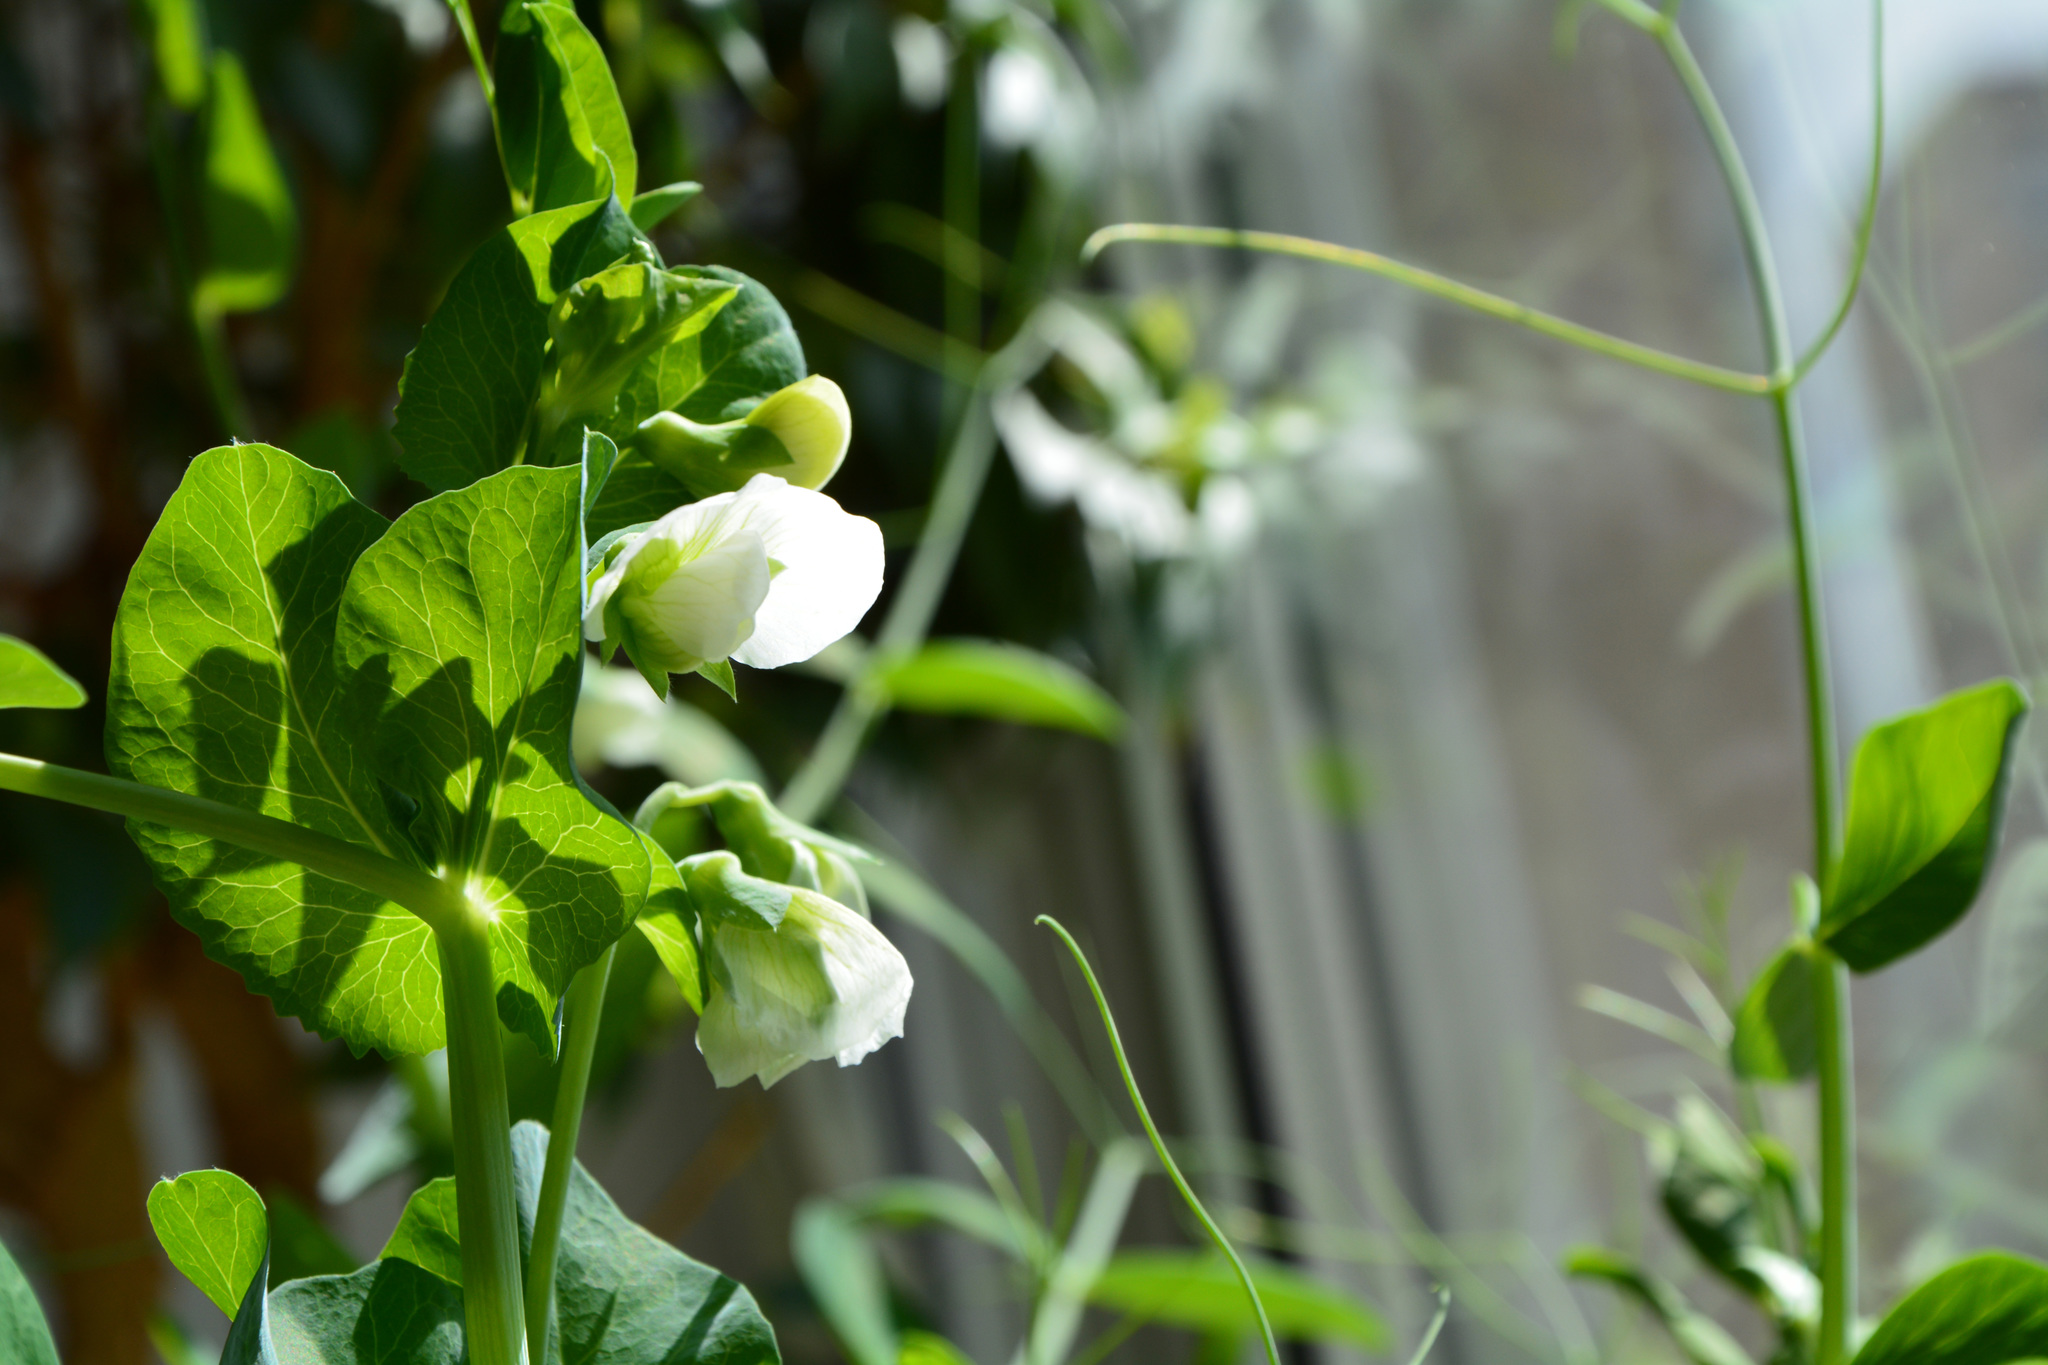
0;753;460;928
942;46;981;424
1813;950;1855;1365
1654;16;1851;1359
778;393;998;824
440;911;528;1365
524;944;616;1359
142;95;253;438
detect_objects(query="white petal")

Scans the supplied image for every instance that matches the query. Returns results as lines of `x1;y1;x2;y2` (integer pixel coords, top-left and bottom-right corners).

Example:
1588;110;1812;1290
723;476;885;670
694;889;911;1089
620;527;770;670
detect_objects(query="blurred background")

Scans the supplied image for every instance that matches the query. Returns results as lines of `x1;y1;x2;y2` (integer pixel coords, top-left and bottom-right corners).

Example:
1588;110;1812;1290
3;0;2048;1362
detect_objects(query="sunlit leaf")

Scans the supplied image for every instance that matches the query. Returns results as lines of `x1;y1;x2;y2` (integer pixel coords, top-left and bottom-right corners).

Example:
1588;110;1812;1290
635;834;704;1013
868;640;1125;739
334;462;653;1053
147;1169;268;1320
194;50;296;316
382;1178;462;1285
0;634;85;710
1084;1250;1388;1351
898;1332;974;1365
135;0;207;109
496;0;637;214
1730;941;1820;1081
0;1234;58;1365
1849;1252;2048;1365
232;1255;462;1365
392;195;643;493
107;444;436;1054
793;1202;896;1365
1822;680;2029;972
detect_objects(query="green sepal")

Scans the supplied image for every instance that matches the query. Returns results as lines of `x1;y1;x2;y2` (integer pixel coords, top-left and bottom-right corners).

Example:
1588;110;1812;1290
680;849;794;930
630;181;703;230
1821;678;2029;972
146;1169;268;1320
695;658;738;700
0;634;86;710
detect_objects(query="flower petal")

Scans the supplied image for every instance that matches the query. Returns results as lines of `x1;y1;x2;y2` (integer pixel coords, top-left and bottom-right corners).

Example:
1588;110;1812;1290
725;476;884;670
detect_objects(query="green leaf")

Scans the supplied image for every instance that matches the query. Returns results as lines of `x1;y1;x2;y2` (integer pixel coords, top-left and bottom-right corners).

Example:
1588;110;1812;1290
1730;941;1821;1081
868;641;1126;740
383;1177;463;1285
1822;679;2030;972
240;1256;465;1365
631;181;702;231
0;635;85;709
495;0;637;215
593;266;808;536
898;1332;974;1365
194;50;296;316
508;1120;779;1365
135;0;207;109
1849;1252;2048;1365
392;195;644;494
635;836;705;1012
793;1202;897;1365
107;444;438;1054
1084;1250;1389;1351
0;1235;58;1365
1566;1246;1754;1365
841;1177;1042;1260
335;463;653;1053
147;1169;268;1320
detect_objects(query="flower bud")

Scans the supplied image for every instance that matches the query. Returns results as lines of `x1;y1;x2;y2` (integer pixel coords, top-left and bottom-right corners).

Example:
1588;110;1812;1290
683;851;912;1089
634;375;852;497
584;475;884;695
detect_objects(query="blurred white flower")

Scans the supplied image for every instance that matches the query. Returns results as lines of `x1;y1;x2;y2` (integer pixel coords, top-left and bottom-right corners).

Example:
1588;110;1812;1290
892;15;951;111
584;475;883;689
982;47;1056;150
697;888;912;1088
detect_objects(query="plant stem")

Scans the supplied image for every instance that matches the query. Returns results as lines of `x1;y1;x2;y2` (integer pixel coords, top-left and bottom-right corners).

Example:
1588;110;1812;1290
778;390;998;825
942;45;981;425
0;753;461;929
440;910;528;1365
524;943;616;1359
1813;950;1855;1365
141;96;253;438
1654;16;1851;1359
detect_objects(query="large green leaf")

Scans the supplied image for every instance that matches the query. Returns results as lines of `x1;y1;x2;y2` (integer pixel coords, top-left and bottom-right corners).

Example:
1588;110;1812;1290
146;1169;268;1320
194;50;296;316
1849;1252;2048;1365
391;195;643;493
509;1121;779;1365
1084;1250;1388;1350
0;634;85;709
867;640;1126;739
335;462;651;1052
495;0;637;215
229;1122;778;1365
1822;679;2029;972
107;444;438;1054
0;1234;58;1365
383;1178;462;1286
1730;940;1820;1081
591;266;809;536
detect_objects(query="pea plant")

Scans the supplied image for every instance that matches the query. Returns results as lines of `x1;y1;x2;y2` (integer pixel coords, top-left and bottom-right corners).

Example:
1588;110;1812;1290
0;0;933;1360
1093;2;2048;1363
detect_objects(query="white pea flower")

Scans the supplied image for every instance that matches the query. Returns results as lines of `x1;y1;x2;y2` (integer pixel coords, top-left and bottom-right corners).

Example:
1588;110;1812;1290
584;474;883;691
697;887;913;1088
